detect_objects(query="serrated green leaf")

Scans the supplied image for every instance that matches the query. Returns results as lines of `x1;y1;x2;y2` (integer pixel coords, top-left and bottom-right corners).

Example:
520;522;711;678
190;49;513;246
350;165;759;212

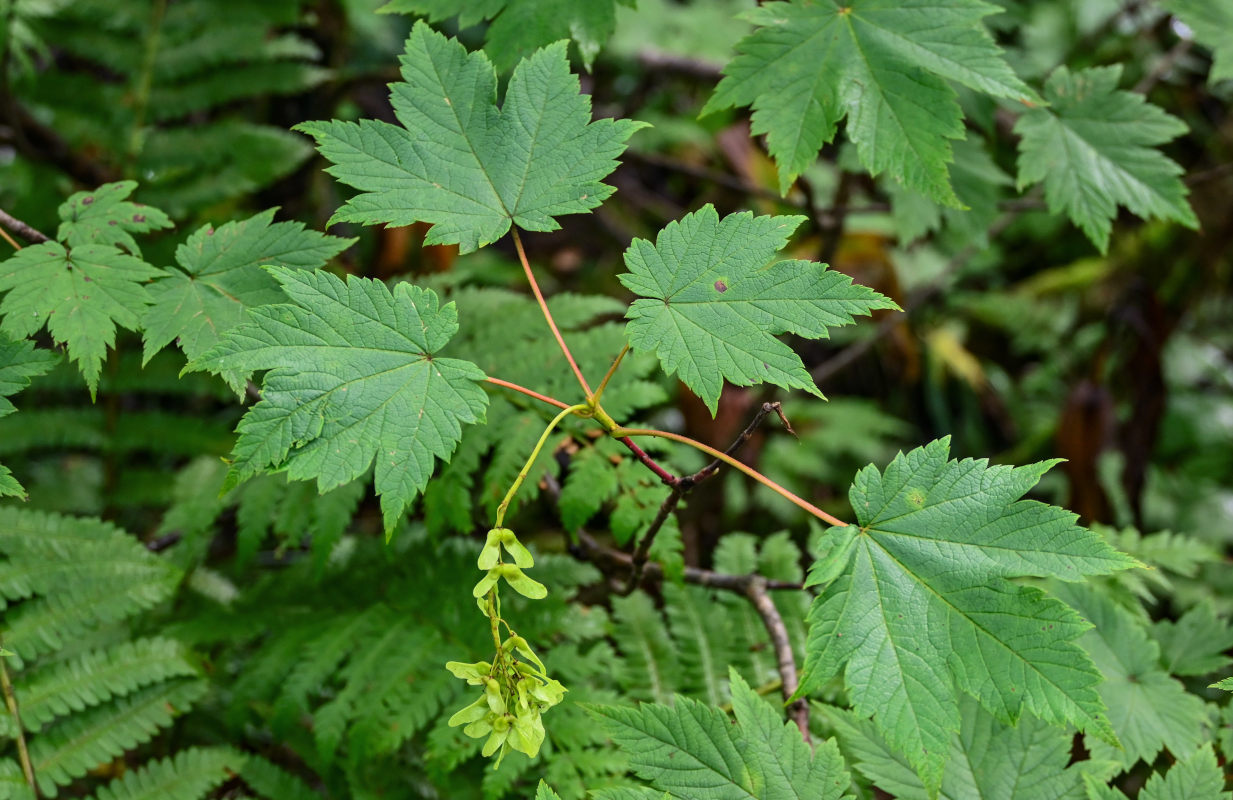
1152;602;1233;676
1052;582;1212;771
142;209;354;392
535;780;563;800
705;0;1033;198
380;0;623;71
0;336;58;498
56;181;172;257
296;22;644;253
824;697;1091;800
1089;743;1231;800
1015;65;1197;252
797;438;1135;791
1164;0;1233;84
0;242;165;395
187;267;488;532
590;670;850;799
620;205;896;414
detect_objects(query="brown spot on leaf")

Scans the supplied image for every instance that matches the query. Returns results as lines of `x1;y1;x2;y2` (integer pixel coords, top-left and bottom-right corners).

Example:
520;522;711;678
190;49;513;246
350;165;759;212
82;196;94;205
714;279;728;293
133;214;146;223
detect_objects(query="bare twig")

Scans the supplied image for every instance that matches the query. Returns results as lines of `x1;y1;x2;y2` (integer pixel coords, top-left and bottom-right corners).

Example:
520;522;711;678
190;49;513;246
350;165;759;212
746;577;810;741
635;49;724;80
0;208;50;245
511;229;593;396
618;436;679;487
1135;37;1193;94
626;402;788;592
0;637;40;797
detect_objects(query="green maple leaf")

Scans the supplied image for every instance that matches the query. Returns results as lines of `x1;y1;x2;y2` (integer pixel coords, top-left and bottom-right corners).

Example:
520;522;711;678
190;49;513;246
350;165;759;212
186;267;488;532
1164;0;1233;84
824;698;1097;799
1085;743;1229;800
0;242;166;396
704;0;1034;198
796;438;1137;792
0;336;58;498
1152;602;1233;677
56;181;173;257
296;22;644;254
1015;65;1197;253
1052;582;1212;771
619;204;896;414
591;669;852;799
379;0;629;71
142;209;354;392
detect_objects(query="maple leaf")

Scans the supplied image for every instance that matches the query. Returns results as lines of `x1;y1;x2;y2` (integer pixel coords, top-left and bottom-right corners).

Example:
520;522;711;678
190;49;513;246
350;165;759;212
142;209;354;392
1152;602;1233;677
591;669;851;799
1084;743;1230;800
796;438;1137;791
1015;65;1197;252
55;181;173;257
379;0;628;71
823;698;1097;800
704;0;1034;198
1164;0;1233;84
0;336;59;498
296;21;644;254
1052;582;1213;772
0;242;166;396
186;267;488;532
619;204;896;414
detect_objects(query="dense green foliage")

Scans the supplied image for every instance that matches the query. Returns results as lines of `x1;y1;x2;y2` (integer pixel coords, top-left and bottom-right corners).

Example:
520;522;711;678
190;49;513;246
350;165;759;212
1;1;1231;798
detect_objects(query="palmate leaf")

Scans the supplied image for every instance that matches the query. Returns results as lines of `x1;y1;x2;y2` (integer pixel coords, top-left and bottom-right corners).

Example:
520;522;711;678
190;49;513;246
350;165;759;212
620;205;895;414
0;242;165;396
823;698;1096;799
1164;0;1233;84
1015;66;1197;252
592;670;851;800
142;208;354;392
1051;582;1212;771
704;0;1034;198
0;336;58;498
187;267;488;532
297;21;644;254
379;0;629;71
1084;743;1230;800
796;438;1137;792
55;181;173;257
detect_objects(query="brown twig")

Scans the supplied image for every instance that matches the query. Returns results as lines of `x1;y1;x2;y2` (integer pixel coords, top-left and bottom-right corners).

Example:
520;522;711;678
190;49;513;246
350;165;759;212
484;376;572;411
0;637;40;797
0;208;50;245
746;577;810;741
626;402;788;592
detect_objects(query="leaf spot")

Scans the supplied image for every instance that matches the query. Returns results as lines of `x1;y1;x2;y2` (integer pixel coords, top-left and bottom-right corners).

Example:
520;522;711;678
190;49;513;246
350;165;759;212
714;279;728;293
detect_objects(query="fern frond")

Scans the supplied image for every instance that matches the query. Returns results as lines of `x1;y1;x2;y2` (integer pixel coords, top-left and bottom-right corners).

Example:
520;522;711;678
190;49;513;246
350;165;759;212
29;679;207;796
239;755;320;800
87;747;243;800
2;638;196;735
663;584;731;707
610;593;678;704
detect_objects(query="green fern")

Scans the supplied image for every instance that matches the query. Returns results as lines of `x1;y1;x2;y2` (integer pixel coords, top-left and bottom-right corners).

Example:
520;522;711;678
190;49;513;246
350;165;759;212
87;748;244;800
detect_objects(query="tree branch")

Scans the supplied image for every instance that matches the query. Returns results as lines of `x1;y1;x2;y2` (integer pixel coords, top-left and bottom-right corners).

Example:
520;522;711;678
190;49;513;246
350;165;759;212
746;576;810;741
626;402;789;592
0;208;50;245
